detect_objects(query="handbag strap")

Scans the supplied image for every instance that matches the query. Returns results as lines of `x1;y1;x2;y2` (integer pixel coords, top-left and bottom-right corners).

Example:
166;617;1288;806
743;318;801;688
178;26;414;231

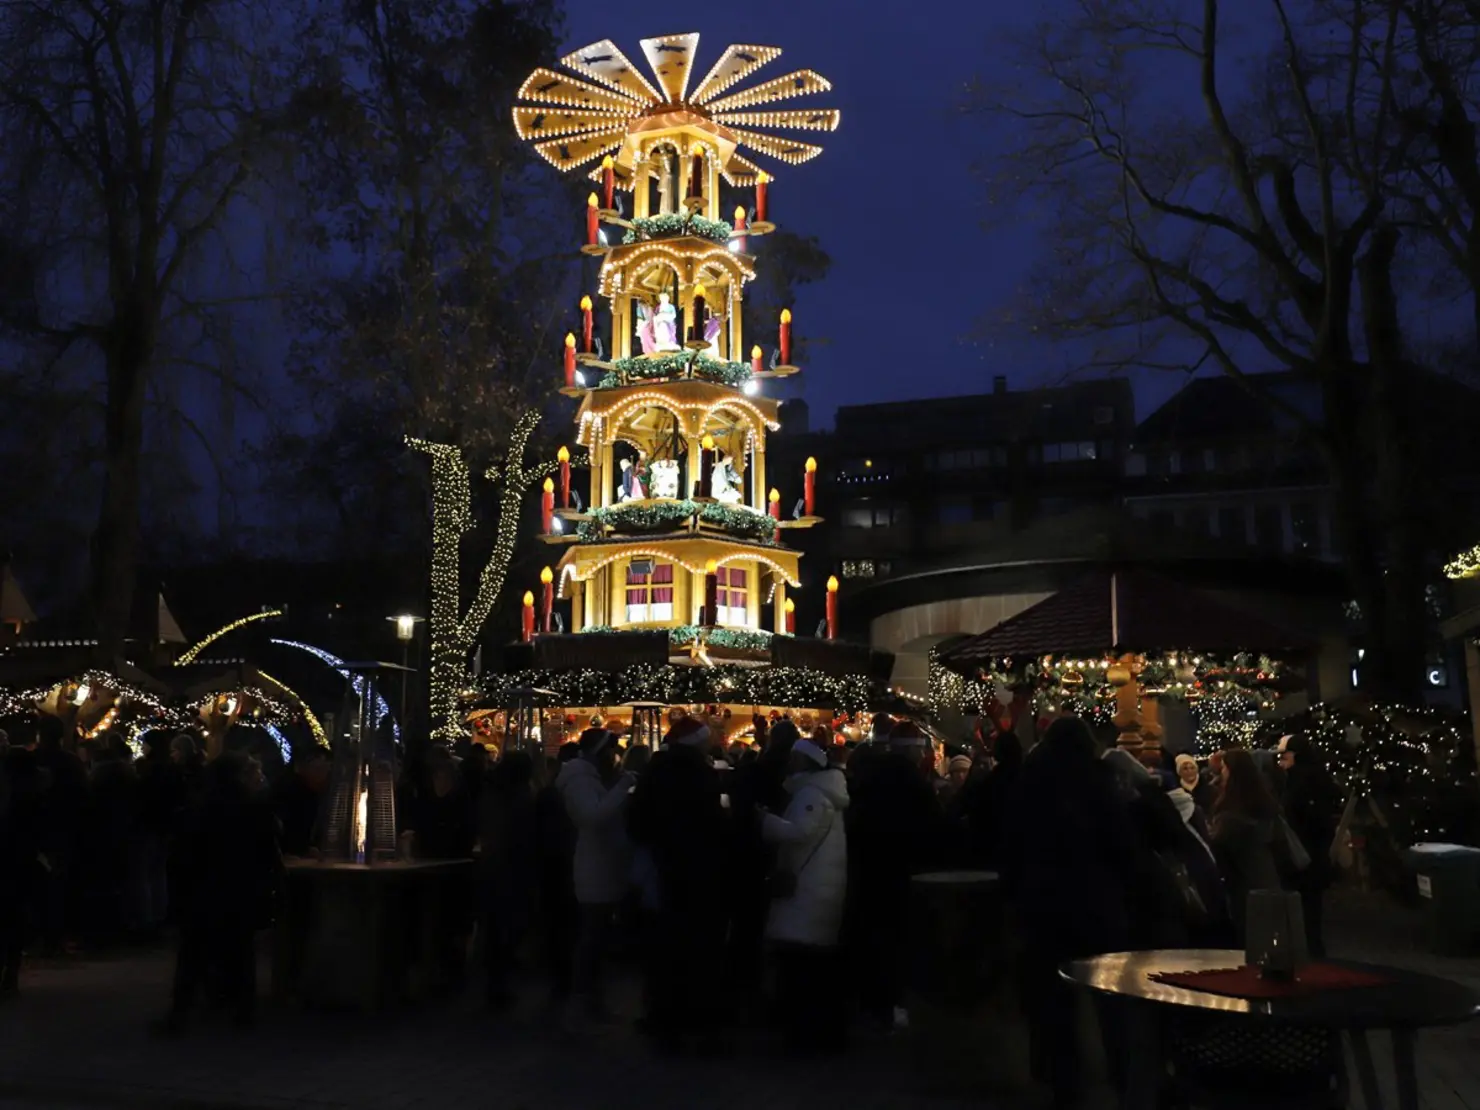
791;806;835;879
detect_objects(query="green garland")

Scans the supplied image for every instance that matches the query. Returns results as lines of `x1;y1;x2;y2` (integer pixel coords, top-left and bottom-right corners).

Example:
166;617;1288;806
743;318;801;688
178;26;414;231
573;626;775;651
578;499;778;544
483;663;878;712
621;214;732;245
599;352;751;389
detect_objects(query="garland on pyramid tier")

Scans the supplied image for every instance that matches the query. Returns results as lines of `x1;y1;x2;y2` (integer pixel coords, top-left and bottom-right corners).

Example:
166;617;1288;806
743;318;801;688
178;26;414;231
579;625;775;651
481;664;879;713
620;213;732;245
599;352;751;389
577;499;777;543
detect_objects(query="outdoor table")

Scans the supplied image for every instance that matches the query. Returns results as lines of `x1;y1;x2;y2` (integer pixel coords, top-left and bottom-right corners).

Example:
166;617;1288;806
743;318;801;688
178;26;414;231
1061;948;1480;1110
271;858;474;1012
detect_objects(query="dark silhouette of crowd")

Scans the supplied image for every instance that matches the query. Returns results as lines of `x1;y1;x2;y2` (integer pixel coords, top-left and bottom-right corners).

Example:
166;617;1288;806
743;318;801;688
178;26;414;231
0;704;1345;1098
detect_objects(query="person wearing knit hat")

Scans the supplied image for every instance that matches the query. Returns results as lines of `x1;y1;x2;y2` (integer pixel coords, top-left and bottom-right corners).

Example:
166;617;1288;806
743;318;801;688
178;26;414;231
1174;753;1216;813
556;727;636;1024
627;707;729;1050
761;731;851;1054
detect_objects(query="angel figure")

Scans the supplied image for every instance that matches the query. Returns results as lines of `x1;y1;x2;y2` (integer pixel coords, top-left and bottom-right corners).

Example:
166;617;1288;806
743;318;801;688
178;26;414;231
652;293;680;352
703;313;725;360
636;300;657;356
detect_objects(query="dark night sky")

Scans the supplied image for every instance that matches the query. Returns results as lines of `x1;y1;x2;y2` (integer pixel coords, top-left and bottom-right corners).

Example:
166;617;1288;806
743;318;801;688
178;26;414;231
555;2;1109;425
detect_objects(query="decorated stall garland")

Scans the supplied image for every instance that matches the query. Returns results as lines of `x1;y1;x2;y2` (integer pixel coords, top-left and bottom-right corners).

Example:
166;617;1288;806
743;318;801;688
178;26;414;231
482;662;879;713
621;213;733;245
580;624;774;651
600;352;751;389
578;499;778;543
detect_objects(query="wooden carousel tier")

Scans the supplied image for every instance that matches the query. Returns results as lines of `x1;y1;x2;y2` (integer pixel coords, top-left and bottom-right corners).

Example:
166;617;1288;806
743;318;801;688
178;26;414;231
553;531;802;587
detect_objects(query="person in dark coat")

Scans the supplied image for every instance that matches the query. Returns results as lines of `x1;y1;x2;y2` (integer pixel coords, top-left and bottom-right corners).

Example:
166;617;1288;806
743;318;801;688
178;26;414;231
1209;748;1287;943
82;741;141;943
270;747;331;858
842;720;944;1032
0;739;44;995
478;750;537;1008
132;731;187;937
1278;735;1341;956
157;752;281;1032
534;744;580;1010
1003;717;1139;1110
958;731;1022;867
1174;754;1218;814
726;718;799;1023
34;716;86;955
627;715;731;1051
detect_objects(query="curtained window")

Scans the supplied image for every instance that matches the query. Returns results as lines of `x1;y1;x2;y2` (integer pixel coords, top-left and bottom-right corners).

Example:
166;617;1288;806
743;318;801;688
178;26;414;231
716;565;749;627
625;561;674;623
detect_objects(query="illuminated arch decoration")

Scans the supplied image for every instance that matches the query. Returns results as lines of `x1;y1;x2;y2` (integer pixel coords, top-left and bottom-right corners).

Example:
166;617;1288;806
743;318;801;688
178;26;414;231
269;638;400;744
257;668;329;748
175;610;283;666
599;241;755;297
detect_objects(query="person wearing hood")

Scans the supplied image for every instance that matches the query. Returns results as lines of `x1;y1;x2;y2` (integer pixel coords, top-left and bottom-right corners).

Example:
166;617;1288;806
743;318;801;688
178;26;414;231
761;739;850;1054
556;728;636;1023
1164;785;1235;945
1278;735;1341;956
1174;754;1217;813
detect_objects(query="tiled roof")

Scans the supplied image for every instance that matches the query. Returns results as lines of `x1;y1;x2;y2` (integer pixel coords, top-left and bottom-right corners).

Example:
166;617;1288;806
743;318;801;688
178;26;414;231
936;567;1309;670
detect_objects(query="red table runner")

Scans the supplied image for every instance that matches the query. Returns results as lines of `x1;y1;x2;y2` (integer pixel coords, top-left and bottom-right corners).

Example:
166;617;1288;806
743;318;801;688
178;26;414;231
1149;962;1393;999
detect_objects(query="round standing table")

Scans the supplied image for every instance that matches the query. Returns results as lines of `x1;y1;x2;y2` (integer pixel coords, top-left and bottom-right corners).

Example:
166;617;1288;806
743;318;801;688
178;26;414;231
1061;949;1480;1110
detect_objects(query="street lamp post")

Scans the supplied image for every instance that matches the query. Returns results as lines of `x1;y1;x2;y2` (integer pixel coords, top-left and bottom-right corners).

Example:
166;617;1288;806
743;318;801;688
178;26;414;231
388;614;423;735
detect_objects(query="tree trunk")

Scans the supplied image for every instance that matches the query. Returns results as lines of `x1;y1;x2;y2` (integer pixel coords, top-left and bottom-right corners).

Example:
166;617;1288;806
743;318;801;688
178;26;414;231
90;312;155;661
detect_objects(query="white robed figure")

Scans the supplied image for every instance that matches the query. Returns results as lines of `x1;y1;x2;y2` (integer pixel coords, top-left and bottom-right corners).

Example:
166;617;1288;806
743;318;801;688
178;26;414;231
637;294;681;355
713;450;743;505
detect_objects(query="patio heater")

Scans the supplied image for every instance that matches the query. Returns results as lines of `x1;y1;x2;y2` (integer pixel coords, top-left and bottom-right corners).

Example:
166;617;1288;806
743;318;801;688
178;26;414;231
321;663;404;863
504;686;561;755
626;701;665;750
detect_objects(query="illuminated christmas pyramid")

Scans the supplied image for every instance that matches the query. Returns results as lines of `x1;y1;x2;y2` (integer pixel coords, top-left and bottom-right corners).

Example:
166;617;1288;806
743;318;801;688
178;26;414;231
513;33;838;662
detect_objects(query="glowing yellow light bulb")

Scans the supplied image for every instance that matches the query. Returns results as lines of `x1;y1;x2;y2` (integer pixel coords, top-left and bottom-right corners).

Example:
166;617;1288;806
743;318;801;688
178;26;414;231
540;566;553;585
705;559;718;575
565;333;576;348
826;576;839;593
557;445;570;463
586;193;598;208
701;434;715;450
542;477;553;493
522;591;535;607
784;598;795;614
580;294;592;311
805;457;817;473
780;308;792;324
769;488;780;503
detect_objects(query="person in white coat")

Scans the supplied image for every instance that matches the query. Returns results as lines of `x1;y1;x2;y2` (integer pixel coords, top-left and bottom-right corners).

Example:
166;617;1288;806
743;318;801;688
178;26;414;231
762;739;850;1054
556;728;635;1021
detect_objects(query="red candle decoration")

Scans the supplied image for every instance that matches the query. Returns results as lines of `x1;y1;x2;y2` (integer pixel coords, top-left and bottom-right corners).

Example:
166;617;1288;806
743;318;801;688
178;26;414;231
689;143;705;201
700;434;715;498
557;445;571;508
585;193;599;246
804;456;817;516
733;205;747;252
769;487;782;542
563;333;577;388
541;477;555;534
784;597;796;635
601;155;615;210
540;566;554;634
755;170;770;222
825;575;839;640
580;295;593;353
521;591;535;642
779;308;792;365
751;344;763;376
692;283;707;342
704;559;719;626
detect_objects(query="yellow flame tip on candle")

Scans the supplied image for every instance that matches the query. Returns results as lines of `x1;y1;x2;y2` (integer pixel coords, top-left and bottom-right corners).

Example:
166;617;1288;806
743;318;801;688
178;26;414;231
540;566;553;585
565;333;576;347
542;477;554;492
827;576;839;593
694;283;707;299
780;308;792;323
557;445;570;462
587;193;598;207
705;559;719;574
735;206;746;222
522;591;535;607
805;457;817;473
701;434;715;450
580;295;592;311
769;488;780;502
758;171;771;184
751;345;763;359
601;155;614;169
784;598;795;613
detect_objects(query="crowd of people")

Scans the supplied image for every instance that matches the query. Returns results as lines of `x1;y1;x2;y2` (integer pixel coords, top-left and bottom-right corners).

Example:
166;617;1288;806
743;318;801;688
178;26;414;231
0;705;1345;1093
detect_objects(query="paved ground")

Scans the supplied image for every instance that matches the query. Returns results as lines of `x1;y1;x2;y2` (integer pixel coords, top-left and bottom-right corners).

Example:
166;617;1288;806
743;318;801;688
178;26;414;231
0;888;1477;1109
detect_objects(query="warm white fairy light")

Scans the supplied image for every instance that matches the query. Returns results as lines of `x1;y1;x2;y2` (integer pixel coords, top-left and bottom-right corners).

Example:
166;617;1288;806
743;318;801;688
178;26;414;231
724;127;824;166
513;106;626;141
558;547;801;589
706;69;833;112
516;68;642;112
560;40;663;103
176;610;283;666
640;33;701;102
532;130;625;172
713;109;841;132
691;44;784;105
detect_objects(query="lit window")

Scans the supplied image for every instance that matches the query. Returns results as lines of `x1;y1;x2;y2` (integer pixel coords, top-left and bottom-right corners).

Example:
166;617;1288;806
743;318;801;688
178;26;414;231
625;561;674;623
716;566;749;626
